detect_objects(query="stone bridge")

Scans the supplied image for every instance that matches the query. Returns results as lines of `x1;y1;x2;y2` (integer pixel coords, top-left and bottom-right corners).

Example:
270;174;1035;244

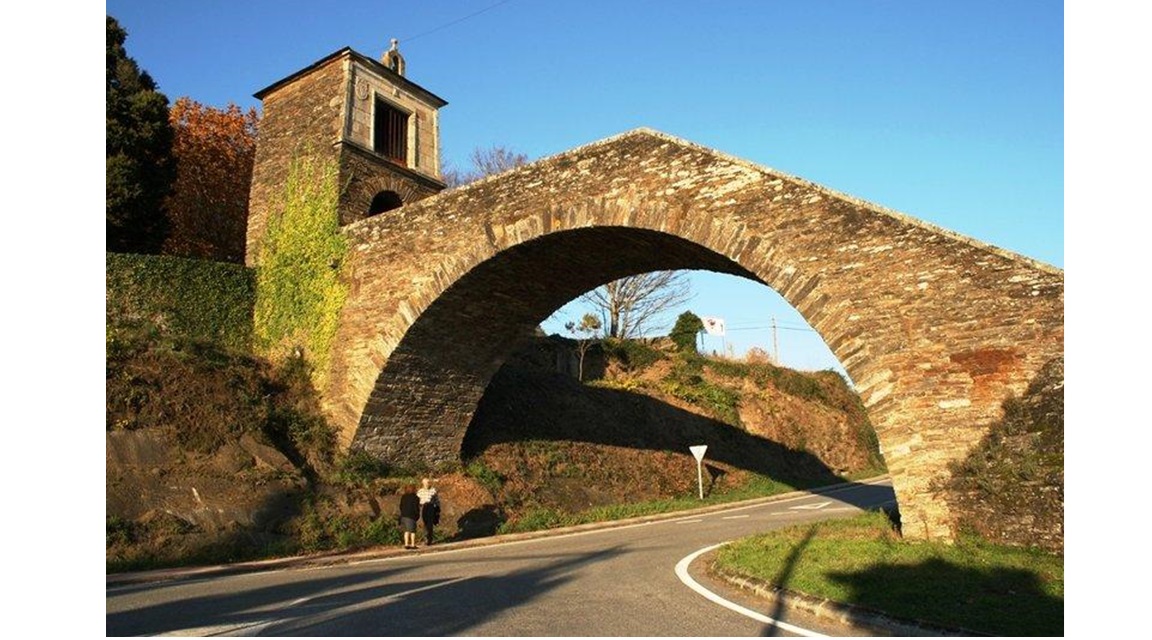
318;129;1062;541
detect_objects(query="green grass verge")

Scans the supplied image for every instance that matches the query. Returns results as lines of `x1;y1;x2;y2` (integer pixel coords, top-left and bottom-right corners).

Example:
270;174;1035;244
498;473;811;534
713;510;1063;636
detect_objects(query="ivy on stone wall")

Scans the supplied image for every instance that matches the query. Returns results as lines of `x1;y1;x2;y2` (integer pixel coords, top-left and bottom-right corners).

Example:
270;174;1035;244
106;252;255;351
252;153;348;389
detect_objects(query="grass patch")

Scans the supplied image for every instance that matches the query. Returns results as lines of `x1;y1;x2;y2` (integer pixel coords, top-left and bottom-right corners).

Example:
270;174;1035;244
498;472;805;534
658;355;743;426
465;459;506;496
714;510;1063;636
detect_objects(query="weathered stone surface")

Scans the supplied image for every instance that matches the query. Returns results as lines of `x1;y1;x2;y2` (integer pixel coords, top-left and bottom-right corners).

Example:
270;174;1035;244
945;357;1063;551
238;433;296;474
106;428;307;532
245;48;446;265
106;429;172;468
296;129;1062;542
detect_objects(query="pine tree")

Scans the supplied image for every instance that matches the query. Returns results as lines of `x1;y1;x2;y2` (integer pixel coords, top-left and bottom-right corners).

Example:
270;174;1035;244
106;15;175;254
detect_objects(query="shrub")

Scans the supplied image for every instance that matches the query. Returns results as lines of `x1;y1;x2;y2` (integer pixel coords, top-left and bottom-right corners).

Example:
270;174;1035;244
660;357;743;426
106;252;255;351
669;311;704;352
334;449;394;486
602;338;665;370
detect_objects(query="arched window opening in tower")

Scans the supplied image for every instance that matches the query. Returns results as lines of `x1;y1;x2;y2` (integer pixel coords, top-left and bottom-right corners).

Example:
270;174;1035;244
369;190;404;215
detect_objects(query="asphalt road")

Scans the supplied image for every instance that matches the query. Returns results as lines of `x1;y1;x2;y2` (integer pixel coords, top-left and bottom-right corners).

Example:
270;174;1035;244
107;479;895;636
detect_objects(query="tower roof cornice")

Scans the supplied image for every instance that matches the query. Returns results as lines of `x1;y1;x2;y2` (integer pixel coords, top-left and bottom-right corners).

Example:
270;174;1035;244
253;46;448;108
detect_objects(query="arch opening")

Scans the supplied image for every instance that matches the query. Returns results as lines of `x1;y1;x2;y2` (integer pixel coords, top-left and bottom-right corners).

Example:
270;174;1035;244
460;268;886;503
541;269;851;379
368;190;404;215
352;225;820;464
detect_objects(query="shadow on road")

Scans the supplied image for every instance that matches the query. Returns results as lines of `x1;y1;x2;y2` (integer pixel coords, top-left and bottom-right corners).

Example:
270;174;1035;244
108;545;627;636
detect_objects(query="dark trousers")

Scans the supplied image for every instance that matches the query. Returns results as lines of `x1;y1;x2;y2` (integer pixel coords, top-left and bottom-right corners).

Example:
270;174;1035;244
423;520;434;544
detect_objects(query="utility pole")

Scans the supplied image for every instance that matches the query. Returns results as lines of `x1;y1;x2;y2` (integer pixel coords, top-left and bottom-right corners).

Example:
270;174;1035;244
772;316;779;363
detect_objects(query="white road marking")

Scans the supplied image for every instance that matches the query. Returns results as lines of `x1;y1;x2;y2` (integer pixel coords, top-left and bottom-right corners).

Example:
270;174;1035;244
675;544;826;637
789;501;832;510
721;514;750;520
675;519;704;524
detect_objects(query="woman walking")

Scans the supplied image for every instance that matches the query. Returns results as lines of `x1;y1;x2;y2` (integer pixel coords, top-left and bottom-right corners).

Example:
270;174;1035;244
398;484;420;550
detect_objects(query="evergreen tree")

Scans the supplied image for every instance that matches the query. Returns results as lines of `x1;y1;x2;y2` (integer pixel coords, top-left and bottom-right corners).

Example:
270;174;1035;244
669;311;704;353
106;15;175;254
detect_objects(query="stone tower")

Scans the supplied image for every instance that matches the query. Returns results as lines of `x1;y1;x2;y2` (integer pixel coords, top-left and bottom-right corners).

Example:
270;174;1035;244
245;42;448;265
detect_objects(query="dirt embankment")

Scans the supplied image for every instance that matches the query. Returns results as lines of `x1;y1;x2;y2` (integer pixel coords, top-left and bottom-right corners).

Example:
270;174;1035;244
107;334;883;570
461;337;883;520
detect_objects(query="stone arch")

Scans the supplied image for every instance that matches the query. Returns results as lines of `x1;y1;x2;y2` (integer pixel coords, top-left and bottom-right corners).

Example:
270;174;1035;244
368;190;404;215
319;129;1063;541
337;168;432;226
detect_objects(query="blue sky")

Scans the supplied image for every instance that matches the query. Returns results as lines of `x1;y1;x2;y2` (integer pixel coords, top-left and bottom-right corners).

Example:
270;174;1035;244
103;0;1063;376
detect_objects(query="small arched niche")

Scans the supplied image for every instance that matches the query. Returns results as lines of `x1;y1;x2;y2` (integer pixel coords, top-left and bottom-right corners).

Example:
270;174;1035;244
368;190;404;216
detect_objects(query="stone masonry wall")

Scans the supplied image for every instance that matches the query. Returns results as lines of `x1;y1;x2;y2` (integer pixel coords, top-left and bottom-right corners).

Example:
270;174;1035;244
247;52;446;261
245;56;347;265
946;356;1063;551
346;63;440;179
337;144;443;226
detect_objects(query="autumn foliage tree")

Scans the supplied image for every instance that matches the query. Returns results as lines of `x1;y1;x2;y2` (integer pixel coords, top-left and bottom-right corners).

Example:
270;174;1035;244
163;98;259;263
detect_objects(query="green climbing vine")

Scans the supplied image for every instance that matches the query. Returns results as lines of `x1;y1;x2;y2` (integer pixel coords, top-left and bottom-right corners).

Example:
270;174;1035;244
252;152;348;389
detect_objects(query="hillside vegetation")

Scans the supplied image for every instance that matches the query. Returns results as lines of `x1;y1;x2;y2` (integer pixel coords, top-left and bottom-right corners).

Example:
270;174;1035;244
106;254;886;571
462;336;884;532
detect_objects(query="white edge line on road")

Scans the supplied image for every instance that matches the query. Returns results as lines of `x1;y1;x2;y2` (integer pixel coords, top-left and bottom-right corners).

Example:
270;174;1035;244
721;514;750;520
674;543;826;638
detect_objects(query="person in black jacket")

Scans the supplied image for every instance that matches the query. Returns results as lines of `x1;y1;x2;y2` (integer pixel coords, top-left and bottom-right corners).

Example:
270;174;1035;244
398;484;420;549
417;478;441;546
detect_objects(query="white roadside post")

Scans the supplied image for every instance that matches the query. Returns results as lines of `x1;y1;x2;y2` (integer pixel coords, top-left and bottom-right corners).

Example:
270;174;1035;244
689;445;708;500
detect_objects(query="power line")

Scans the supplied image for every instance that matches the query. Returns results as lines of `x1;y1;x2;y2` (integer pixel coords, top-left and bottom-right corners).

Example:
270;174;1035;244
400;0;518;44
726;325;816;333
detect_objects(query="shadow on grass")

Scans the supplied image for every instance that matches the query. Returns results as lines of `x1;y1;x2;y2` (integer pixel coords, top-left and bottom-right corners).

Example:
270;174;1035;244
761;527;817;637
827;557;1063;636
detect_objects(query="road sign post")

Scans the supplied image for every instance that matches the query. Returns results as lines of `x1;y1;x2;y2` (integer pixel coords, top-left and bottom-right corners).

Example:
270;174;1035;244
689;445;708;500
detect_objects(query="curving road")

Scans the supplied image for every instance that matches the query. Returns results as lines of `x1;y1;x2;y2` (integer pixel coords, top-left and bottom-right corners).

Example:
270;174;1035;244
107;479;895;636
